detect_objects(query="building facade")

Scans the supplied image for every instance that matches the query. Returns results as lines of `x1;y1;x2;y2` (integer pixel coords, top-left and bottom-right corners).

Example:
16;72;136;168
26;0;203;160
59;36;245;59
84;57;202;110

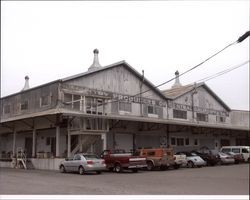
0;50;249;170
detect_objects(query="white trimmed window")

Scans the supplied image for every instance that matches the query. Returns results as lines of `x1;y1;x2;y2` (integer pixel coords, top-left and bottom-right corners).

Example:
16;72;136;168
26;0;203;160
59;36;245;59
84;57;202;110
197;113;208;122
173;109;187;119
119;102;132;112
40;95;51;107
216;116;226;123
20;100;28;110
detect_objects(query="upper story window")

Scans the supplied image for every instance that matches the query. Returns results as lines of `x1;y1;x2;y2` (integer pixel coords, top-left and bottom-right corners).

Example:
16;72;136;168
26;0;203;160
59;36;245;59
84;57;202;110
119;102;132;112
216;116;226;123
170;137;176;146
173;109;187;119
40;95;51;107
197;113;208;122
148;106;156;114
3;105;11;114
86;97;104;115
64;93;81;110
176;138;184;146
20;100;28;110
194;138;199;146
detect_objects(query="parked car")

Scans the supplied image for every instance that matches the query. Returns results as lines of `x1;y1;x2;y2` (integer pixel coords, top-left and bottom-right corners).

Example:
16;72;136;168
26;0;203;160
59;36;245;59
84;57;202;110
191;150;219;166
175;152;206;168
174;154;187;169
217;152;235;165
220;146;250;162
226;152;245;164
59;153;106;175
135;148;175;171
101;149;147;173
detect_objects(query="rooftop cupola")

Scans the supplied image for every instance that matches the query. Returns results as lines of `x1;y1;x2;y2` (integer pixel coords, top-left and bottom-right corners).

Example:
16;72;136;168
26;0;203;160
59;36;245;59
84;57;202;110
171;70;182;88
88;49;102;72
21;76;30;91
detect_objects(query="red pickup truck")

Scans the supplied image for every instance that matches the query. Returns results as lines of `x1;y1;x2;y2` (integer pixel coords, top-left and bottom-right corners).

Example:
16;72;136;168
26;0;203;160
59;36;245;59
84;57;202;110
101;149;147;173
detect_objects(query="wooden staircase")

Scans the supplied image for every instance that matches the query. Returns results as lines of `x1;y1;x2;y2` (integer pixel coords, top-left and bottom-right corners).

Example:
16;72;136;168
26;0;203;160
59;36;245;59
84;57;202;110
15;147;34;169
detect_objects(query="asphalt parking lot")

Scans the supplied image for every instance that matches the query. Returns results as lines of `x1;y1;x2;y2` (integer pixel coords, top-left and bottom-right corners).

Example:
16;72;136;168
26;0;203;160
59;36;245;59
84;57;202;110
0;163;249;195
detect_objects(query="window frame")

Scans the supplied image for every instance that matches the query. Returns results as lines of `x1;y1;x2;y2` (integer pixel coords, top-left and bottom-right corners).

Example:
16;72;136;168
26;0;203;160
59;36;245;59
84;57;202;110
173;109;187;119
196;113;208;122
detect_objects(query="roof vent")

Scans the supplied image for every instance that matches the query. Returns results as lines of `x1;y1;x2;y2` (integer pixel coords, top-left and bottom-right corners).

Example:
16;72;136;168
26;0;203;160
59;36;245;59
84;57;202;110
21;76;30;91
171;70;182;88
88;49;102;72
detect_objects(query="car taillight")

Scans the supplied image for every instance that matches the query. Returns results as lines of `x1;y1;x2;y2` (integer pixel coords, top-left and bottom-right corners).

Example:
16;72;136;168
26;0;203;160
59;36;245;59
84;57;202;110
87;160;94;164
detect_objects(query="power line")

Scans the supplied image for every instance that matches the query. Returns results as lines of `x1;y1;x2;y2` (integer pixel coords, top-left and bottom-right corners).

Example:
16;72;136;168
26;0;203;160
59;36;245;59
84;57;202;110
134;31;250;97
144;60;249;99
68;31;249;107
196;60;249;83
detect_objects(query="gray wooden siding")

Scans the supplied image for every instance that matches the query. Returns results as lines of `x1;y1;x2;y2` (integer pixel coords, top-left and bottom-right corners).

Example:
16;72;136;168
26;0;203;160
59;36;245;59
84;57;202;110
0;82;59;120
64;65;164;101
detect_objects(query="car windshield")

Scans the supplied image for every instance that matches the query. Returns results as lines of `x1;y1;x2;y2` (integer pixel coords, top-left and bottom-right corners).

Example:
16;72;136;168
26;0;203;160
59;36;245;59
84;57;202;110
84;155;99;160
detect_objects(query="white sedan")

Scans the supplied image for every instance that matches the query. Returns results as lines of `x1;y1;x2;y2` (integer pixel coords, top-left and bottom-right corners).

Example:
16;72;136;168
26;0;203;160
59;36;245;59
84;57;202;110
217;152;235;165
59;153;106;175
176;152;206;168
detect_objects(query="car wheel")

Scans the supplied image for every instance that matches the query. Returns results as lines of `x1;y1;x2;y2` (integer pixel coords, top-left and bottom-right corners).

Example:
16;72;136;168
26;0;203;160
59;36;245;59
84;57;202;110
108;167;114;172
174;164;180;169
96;171;102;174
114;163;123;173
78;166;85;175
60;165;66;173
187;161;194;168
132;169;138;173
146;161;154;171
160;165;168;171
217;160;222;165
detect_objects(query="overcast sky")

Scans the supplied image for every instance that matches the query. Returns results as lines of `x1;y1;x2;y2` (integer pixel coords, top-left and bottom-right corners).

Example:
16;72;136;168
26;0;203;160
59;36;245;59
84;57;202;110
1;1;249;110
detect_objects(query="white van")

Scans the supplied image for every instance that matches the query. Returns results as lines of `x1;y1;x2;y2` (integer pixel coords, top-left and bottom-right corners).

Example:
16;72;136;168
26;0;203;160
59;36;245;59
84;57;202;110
220;146;250;162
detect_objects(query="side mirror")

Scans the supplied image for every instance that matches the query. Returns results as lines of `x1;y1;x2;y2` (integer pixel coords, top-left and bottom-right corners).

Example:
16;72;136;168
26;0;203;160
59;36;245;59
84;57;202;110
100;155;103;158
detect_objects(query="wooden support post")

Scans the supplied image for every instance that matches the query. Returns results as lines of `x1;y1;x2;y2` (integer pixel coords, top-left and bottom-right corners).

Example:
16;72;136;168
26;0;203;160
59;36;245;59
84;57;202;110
67;131;71;158
102;133;107;151
56;126;60;157
166;124;170;147
32;129;36;158
13;129;16;157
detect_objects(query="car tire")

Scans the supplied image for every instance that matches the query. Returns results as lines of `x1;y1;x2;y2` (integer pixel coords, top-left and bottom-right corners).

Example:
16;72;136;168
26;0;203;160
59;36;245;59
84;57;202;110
160;165;168;171
132;169;138;173
114;163;123;173
60;165;66;173
174;164;180;169
217;160;222;165
146;161;154;171
96;171;102;174
78;166;85;175
187;161;194;168
108;167;114;172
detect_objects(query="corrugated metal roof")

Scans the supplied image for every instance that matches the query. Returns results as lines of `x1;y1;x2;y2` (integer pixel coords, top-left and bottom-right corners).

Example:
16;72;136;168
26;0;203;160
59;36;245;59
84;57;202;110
162;82;231;111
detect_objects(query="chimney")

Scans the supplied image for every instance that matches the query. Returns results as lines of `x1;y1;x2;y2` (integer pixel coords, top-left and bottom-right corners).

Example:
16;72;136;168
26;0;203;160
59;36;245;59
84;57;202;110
21;76;30;91
171;70;182;88
88;49;102;72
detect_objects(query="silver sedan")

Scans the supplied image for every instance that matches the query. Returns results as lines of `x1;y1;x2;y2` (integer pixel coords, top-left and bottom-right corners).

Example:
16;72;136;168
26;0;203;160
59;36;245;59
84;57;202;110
59;153;106;175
